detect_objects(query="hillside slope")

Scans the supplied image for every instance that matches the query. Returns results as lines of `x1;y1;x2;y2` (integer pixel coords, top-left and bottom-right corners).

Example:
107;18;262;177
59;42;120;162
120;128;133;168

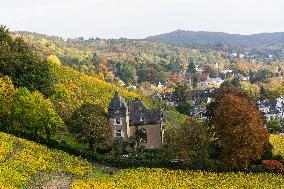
1;133;284;188
72;168;284;189
12;31;225;84
0;132;99;188
147;30;284;50
71;134;284;188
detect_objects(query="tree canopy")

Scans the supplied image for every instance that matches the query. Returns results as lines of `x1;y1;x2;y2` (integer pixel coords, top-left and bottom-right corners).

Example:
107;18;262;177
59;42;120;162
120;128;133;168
0;26;53;95
208;88;269;169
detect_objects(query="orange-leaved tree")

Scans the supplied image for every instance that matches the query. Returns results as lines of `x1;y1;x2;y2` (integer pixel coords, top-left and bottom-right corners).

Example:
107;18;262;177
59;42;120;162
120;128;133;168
208;87;269;169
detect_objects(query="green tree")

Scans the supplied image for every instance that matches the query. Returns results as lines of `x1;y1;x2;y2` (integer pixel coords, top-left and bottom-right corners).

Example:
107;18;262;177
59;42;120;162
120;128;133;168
187;59;199;88
266;119;282;134
173;83;193;115
0;76;64;139
11;88;65;140
0;25;53;95
260;86;269;100
163;119;210;165
187;59;196;75
191;74;199;88
116;62;136;84
67;103;112;151
251;69;273;83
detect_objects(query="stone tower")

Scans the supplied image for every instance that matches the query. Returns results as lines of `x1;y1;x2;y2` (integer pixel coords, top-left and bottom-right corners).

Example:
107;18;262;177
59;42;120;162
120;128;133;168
108;91;130;140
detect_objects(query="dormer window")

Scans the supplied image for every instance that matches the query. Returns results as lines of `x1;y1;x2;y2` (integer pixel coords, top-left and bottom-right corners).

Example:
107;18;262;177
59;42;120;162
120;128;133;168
114;118;122;125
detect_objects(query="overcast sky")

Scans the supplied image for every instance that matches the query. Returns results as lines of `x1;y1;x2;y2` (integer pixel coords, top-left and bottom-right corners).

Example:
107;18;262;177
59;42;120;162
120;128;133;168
1;0;284;39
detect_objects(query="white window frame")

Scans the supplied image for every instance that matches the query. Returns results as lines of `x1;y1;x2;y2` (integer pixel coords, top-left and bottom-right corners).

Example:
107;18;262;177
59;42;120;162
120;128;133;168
114;129;124;138
114;118;122;125
139;128;147;143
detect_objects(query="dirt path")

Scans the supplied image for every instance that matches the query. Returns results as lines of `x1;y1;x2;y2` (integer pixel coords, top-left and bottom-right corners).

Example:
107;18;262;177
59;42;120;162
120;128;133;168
91;162;121;175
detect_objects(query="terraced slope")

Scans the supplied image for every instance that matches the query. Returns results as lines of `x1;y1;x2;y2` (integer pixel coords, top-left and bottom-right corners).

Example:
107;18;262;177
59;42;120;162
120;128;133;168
0;132;100;188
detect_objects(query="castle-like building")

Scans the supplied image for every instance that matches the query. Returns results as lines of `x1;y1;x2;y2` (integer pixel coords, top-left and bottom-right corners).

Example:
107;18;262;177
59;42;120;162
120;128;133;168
108;91;164;149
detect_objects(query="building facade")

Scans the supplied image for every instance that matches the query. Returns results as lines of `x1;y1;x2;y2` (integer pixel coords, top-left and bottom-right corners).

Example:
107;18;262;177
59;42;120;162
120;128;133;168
108;91;164;149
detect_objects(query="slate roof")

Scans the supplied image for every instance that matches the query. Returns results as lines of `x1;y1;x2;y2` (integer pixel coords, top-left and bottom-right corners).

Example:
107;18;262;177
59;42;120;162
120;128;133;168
128;100;163;126
108;91;128;117
108;92;163;126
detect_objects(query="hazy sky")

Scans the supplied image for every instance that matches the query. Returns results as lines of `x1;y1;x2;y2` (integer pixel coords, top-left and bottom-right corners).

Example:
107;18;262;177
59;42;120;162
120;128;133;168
1;0;284;39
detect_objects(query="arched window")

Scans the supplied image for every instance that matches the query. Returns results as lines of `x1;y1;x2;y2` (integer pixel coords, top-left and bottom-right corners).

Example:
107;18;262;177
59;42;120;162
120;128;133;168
139;128;147;143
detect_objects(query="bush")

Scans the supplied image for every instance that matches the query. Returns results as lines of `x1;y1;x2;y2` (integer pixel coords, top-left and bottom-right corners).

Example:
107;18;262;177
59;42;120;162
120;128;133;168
262;160;283;173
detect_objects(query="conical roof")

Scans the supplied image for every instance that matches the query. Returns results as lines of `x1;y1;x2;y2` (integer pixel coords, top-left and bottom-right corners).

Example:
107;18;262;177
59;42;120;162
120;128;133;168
109;91;127;110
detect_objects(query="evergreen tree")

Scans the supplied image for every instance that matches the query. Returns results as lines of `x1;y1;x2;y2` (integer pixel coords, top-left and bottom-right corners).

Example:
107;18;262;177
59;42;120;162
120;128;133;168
187;59;196;75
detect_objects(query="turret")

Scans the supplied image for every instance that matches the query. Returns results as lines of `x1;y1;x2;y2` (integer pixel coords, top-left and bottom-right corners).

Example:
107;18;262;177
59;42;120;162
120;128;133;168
108;91;128;118
108;91;129;139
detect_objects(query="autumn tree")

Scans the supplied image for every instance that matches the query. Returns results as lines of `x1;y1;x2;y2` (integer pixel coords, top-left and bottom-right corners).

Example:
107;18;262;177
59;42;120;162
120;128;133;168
47;55;61;65
203;64;218;77
208;88;269;169
240;81;260;101
236;61;250;75
67;103;112;151
162;119;210;165
0;76;16;132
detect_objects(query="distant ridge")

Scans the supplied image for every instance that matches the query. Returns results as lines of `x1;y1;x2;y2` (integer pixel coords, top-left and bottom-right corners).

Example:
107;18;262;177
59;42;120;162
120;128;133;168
146;30;284;49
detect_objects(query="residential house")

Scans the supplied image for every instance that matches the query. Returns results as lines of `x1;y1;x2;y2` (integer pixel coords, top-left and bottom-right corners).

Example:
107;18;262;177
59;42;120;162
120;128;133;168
257;97;284;121
201;77;224;89
108;92;164;149
220;69;234;79
190;89;215;119
152;92;176;106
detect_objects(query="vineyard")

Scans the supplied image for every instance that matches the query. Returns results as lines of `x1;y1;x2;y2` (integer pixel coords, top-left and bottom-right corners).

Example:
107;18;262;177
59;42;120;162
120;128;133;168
71;168;284;189
72;134;284;188
0;133;284;189
1;132;284;188
0;132;98;188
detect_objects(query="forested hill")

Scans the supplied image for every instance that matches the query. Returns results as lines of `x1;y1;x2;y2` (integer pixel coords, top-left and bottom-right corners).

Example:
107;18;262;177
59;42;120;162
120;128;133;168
12;31;225;85
146;30;284;50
